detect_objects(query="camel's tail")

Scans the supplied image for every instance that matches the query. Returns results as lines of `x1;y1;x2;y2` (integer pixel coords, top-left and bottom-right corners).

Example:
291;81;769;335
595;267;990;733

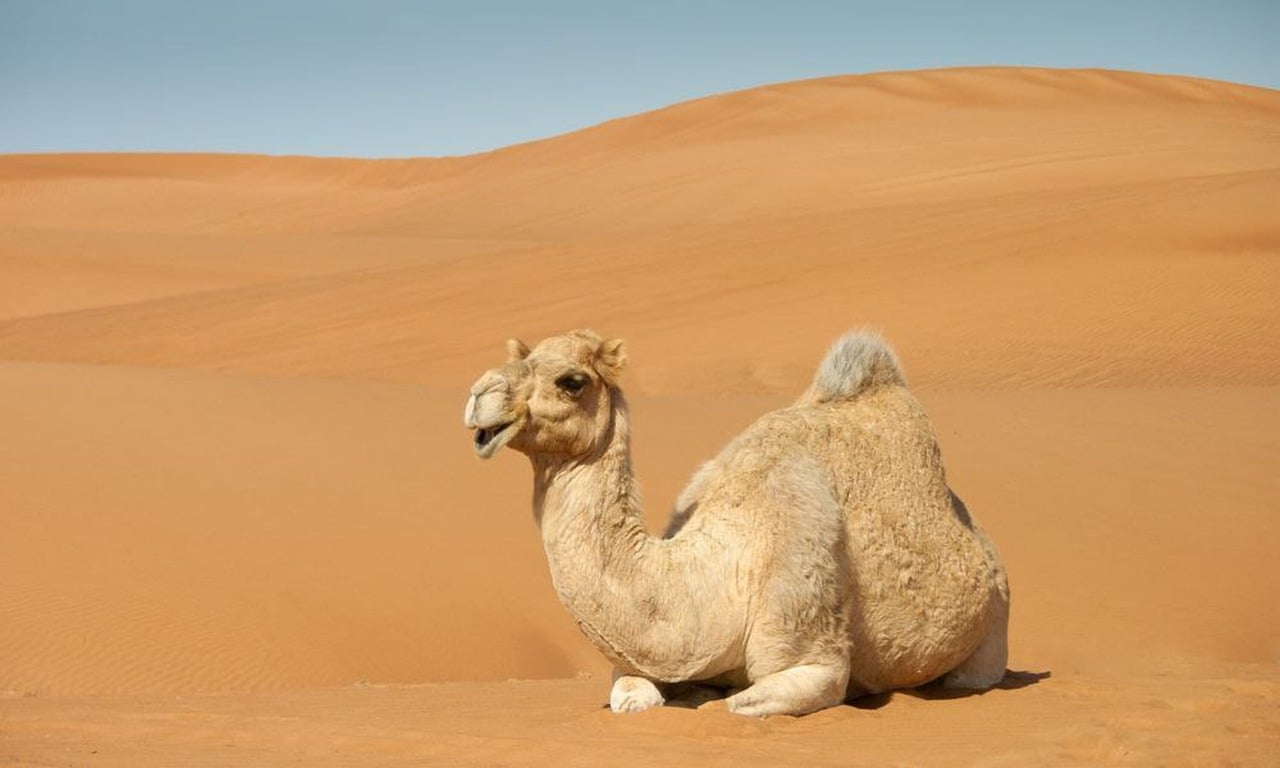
805;330;906;403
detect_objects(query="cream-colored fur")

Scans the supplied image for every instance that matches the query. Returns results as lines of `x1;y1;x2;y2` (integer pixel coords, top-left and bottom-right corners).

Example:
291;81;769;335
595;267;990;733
464;329;1009;716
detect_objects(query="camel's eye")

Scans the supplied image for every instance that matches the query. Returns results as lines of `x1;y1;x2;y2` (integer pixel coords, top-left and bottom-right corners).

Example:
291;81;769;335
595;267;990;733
555;373;589;395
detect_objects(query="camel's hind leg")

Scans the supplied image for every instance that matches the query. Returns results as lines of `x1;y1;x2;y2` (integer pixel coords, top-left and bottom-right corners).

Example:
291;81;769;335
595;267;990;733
941;591;1009;689
722;662;849;717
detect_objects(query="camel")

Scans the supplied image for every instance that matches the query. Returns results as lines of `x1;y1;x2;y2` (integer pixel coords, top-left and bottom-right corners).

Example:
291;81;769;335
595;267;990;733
464;329;1009;716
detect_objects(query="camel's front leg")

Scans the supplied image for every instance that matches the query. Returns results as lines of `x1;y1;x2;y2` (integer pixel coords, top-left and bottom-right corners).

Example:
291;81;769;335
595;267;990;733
722;663;848;717
609;669;665;713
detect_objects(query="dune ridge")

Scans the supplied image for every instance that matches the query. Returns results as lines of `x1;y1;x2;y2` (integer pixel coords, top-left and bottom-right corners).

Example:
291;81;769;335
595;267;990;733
2;67;1278;765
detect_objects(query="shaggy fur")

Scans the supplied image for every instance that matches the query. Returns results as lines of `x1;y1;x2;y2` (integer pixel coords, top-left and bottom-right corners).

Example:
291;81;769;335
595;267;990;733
464;329;1009;716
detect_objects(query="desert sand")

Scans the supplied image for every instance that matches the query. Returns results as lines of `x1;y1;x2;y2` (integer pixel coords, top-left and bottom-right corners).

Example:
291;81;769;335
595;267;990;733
1;67;1278;766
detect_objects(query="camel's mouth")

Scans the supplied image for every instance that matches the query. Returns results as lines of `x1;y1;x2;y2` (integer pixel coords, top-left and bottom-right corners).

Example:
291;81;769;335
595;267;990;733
473;421;516;459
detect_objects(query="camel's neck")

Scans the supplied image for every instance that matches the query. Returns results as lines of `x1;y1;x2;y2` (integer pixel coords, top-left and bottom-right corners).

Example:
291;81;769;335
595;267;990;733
531;394;709;680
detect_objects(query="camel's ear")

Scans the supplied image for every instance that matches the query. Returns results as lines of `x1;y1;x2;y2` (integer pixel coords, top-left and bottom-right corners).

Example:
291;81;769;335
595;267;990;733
595;337;628;385
507;338;531;363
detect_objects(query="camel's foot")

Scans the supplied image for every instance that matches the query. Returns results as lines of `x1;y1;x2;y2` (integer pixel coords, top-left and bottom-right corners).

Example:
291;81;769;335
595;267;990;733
610;674;665;713
724;663;848;717
941;598;1009;690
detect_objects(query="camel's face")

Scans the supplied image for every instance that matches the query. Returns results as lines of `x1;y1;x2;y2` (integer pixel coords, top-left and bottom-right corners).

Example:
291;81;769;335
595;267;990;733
465;330;627;461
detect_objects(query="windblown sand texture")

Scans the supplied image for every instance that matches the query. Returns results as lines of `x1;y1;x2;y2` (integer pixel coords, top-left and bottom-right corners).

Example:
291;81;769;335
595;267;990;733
2;67;1278;766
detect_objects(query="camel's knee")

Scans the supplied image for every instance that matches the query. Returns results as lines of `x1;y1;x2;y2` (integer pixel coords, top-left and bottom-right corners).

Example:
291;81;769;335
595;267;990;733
609;673;665;713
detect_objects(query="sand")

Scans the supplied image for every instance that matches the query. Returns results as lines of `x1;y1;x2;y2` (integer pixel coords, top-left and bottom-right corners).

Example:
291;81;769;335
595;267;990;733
1;67;1277;766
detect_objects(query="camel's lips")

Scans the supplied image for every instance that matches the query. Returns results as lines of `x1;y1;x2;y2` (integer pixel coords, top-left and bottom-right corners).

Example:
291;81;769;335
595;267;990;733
473;421;515;458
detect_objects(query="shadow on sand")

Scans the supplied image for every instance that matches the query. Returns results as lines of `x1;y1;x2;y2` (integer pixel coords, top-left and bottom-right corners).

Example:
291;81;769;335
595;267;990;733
605;669;1051;712
850;669;1052;710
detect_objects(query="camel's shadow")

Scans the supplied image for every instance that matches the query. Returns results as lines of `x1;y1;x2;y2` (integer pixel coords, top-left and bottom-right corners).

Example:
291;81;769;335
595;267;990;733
646;668;1050;712
850;668;1052;710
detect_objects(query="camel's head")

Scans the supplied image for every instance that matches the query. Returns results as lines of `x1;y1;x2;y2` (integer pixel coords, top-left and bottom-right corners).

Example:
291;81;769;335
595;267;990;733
464;330;628;461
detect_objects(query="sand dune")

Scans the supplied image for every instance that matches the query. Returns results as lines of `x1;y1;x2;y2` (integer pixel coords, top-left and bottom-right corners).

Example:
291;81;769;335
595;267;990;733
2;67;1278;765
2;68;1277;389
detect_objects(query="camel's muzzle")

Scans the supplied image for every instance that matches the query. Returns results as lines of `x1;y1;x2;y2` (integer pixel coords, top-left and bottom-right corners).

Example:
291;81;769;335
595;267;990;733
465;371;520;459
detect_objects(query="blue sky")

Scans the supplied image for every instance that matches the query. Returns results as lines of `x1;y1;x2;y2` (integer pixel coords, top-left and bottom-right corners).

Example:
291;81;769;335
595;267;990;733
2;0;1276;157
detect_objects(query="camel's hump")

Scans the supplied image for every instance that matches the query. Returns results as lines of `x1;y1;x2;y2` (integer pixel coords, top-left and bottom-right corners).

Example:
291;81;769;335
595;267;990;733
809;330;906;402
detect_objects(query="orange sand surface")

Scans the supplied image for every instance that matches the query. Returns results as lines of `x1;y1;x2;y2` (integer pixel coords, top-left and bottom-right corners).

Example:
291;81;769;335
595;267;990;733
2;67;1278;766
